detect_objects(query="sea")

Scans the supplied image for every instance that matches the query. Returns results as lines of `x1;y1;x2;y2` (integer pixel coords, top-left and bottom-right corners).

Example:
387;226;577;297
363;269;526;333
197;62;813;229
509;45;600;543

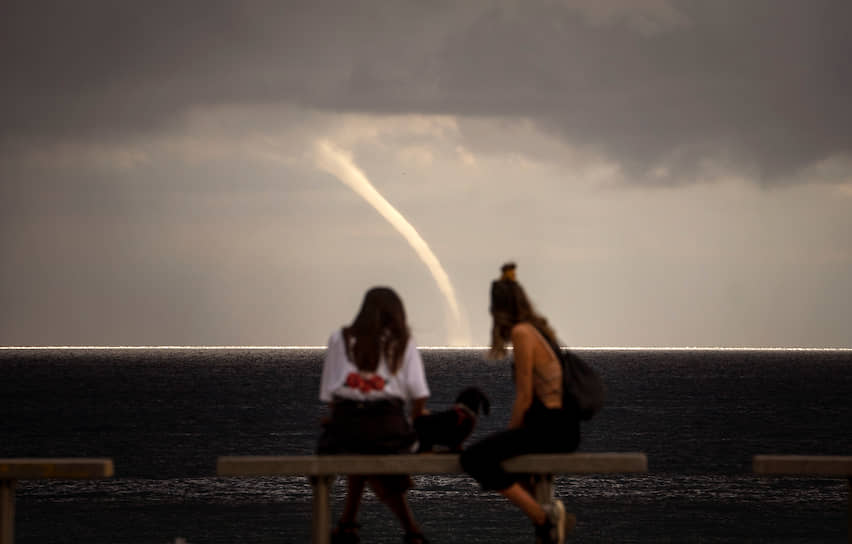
1;347;851;543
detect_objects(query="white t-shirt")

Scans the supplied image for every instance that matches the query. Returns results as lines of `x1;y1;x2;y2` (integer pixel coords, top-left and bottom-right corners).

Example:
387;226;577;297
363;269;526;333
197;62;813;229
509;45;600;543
319;329;430;404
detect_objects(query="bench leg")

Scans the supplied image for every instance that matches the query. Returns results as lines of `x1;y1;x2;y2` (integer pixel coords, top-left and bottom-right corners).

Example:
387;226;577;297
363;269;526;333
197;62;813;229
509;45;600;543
1;479;14;544
310;476;333;544
531;473;554;505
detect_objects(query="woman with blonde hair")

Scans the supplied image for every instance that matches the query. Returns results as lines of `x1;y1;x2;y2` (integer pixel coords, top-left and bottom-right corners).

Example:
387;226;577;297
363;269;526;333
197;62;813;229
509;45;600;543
460;263;580;544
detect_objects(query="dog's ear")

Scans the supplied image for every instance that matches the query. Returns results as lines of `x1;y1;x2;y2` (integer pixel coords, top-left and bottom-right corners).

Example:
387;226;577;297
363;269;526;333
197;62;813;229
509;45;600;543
454;389;465;405
456;386;476;405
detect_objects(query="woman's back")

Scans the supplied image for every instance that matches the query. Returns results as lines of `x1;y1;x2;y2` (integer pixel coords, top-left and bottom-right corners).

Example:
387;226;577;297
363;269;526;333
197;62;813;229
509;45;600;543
319;328;429;404
514;323;562;410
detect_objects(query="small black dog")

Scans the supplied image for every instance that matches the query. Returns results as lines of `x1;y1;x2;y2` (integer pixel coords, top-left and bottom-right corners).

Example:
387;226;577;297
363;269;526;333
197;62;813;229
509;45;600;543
414;387;490;453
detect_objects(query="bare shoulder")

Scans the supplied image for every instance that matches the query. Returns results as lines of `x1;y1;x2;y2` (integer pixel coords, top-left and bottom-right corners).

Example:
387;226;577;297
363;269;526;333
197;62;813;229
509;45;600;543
510;322;536;343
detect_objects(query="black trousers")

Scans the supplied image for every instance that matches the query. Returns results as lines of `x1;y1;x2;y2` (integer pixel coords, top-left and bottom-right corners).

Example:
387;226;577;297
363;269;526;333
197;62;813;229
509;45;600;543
460;405;580;491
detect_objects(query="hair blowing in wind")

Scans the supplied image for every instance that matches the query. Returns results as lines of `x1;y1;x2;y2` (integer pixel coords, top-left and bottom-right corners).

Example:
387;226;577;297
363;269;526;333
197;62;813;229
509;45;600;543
314;139;470;346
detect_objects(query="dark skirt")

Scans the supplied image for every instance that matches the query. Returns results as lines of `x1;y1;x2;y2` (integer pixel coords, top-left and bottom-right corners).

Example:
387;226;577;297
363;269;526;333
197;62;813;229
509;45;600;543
317;397;417;498
318;397;417;454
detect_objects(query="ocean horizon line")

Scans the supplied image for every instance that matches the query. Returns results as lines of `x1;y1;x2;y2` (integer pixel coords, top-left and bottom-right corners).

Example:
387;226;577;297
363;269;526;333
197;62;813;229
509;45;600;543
1;345;851;351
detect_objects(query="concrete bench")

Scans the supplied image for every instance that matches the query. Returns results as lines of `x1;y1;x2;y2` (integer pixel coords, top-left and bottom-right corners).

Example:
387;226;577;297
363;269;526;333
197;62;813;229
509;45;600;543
753;455;852;543
0;458;114;544
218;452;647;544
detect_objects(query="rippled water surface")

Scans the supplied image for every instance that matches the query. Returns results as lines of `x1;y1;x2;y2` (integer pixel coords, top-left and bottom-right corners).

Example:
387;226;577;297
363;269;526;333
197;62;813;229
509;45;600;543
2;348;850;543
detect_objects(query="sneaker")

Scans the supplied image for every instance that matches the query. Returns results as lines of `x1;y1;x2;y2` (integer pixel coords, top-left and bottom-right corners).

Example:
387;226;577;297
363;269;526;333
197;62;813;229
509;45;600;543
536;499;575;544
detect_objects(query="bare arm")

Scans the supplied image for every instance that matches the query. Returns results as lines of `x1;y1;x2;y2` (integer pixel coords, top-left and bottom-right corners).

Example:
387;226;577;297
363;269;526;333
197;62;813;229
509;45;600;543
508;324;535;429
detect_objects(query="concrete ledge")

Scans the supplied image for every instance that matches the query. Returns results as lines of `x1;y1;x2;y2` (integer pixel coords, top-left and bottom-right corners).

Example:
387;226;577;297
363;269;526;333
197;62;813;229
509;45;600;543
0;459;114;480
217;452;648;477
217;452;647;544
753;455;851;543
1;459;115;544
753;455;852;476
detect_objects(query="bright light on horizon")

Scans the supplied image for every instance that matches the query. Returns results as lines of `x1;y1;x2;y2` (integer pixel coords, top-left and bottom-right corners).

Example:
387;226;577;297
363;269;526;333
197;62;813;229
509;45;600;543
2;346;851;351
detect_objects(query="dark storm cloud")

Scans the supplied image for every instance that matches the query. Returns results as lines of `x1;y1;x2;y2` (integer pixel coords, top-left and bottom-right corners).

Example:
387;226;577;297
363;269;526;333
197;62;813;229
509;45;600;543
434;1;852;182
3;0;851;183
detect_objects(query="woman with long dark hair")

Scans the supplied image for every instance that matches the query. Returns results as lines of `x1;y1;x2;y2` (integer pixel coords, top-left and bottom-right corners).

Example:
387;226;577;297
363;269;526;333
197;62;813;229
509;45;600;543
318;287;430;544
460;263;580;544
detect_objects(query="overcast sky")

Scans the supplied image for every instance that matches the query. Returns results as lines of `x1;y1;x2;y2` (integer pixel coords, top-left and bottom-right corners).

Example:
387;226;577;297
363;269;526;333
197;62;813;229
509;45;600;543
2;0;851;347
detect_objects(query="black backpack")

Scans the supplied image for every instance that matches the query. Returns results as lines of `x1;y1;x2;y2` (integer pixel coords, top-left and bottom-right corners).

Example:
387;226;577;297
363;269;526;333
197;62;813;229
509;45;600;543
539;329;605;420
